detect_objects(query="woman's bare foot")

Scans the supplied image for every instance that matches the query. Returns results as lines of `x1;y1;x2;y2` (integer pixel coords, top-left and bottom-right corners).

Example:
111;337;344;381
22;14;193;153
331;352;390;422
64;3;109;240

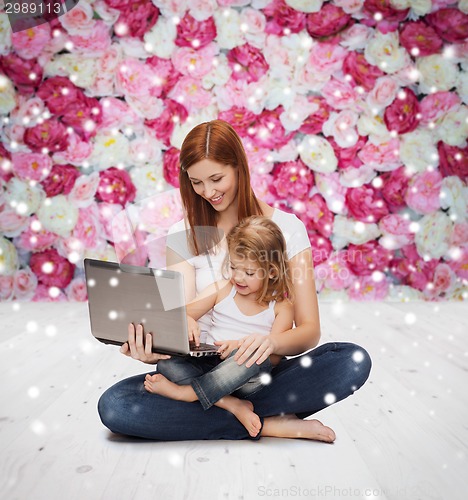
261;414;336;443
144;373;196;402
219;398;261;438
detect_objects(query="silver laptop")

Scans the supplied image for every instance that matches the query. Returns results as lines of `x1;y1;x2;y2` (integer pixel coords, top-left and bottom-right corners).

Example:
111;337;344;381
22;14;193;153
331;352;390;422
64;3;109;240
84;258;219;357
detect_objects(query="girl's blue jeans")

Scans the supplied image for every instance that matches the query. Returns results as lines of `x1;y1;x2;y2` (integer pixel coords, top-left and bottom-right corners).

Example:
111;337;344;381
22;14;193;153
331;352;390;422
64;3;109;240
156;349;273;410
98;342;372;441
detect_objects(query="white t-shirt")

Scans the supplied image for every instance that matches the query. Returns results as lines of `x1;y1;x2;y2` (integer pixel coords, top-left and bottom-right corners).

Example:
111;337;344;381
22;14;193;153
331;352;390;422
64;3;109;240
166;209;311;333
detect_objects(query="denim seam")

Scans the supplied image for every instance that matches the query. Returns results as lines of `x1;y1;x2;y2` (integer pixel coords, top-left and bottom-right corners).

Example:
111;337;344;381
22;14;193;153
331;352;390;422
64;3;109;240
191;379;212;410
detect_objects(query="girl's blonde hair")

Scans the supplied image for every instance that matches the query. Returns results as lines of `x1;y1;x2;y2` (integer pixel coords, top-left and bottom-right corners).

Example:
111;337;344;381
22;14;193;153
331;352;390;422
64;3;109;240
224;216;294;304
179;120;262;256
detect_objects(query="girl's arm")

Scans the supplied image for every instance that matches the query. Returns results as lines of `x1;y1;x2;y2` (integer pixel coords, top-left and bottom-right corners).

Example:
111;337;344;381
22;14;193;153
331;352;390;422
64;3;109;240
186;279;231;320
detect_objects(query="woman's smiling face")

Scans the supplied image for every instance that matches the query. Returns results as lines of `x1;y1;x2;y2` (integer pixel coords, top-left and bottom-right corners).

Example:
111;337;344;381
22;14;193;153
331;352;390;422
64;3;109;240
186;159;239;212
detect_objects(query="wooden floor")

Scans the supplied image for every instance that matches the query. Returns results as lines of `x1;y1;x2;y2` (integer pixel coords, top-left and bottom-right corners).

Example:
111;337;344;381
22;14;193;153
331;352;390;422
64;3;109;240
0;301;466;500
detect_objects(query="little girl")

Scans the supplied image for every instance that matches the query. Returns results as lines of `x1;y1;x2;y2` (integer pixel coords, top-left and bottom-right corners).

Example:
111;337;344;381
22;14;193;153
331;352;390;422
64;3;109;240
144;216;294;438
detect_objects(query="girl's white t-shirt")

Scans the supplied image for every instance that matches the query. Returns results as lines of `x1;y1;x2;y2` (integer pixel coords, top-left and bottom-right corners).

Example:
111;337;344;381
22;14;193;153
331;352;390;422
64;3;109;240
166;209;311;334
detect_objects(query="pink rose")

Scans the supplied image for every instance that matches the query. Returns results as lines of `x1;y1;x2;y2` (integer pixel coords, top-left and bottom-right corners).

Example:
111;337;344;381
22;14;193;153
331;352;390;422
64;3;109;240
315;251;355;290
347;240;393;275
0;275;14;301
218;107;257;137
322;78;359;110
0;54;43;94
168;76;212;113
250;173;276;204
41;164;80;197
299;97;332;135
69;172;100;207
250;108;293;149
1;144;12;181
227;44;269;84
99;97;141;130
139;191;183;234
147;56;183;98
308;42;348;76
263;0;307;35
379;214;414;249
447;247;468;280
381;167;410;212
437;142;468;180
30;248;75;288
420;92;461;126
112;1;159;40
391;244;439;292
399;21;443;58
384;88;420;134
306;4;352;38
117;58;162;98
66;277;88;301
52;132;93;166
175;13;217;49
12;24;51;59
23;118;69;153
60;0;95;35
61;95;102;140
0;206;29;238
12;153;52;182
302;194;334;238
13;267;38;300
340;23;372;50
348;276;389;300
342;51;384;92
269;160;314;202
450;222;468;248
309;232;333;266
172;43;217;78
163;147;181;188
97;202;124;242
14;216;59;252
96;167;136;206
323;110;359;148
146;100;188;147
11;95;46;126
426;8;468;44
358;138;401;172
427;263;456;299
32;284;68;302
72;206;103;250
346;185;390;223
70;21;112;53
329;135;367;169
362;0;409;33
405;170;442;215
37;76;85;115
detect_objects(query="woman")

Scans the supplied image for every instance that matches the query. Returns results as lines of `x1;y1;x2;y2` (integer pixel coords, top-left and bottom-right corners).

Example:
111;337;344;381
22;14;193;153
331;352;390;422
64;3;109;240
97;120;371;441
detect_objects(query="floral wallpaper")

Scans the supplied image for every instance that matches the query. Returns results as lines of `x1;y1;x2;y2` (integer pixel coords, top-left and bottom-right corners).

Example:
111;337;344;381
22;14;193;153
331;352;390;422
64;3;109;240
0;0;467;303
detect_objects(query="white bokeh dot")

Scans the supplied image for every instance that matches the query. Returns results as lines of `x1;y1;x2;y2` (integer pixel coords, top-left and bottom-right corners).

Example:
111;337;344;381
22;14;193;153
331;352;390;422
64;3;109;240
260;373;272;385
404;313;417;325
353;350;365;363
28;386;40;398
300;356;312;368
324;393;336;405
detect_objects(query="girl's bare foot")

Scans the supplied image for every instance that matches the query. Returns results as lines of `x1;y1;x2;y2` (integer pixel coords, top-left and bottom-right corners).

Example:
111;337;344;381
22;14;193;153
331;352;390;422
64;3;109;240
261;414;336;442
220;398;261;438
144;374;196;401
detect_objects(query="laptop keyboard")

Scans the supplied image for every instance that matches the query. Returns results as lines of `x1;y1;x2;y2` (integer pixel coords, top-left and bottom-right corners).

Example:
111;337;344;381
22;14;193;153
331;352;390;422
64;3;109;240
189;342;218;352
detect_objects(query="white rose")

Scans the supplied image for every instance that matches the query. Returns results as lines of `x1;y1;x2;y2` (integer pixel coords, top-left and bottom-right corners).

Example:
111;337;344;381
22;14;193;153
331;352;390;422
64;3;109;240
125;94;164;120
457;70;468;104
280;94;318;132
152;0;188;18
315;172;347;214
37;195;79;238
460;0;468;14
388;284;424;302
399;129;438;173
4;178;44;217
0;14;12;55
339;23;372;50
202;53;232;90
130;164;165;202
0;237;19;276
364;31;410;74
90;131;131;171
323;110;359;148
357;111;392;144
93;0;120;24
0;75;16;115
333;0;364;14
440;176;468;222
118;38;150;59
340;164;376;188
285;0;323;12
213;9;244;50
299;135;338;173
437;106;468;148
366;76;399;111
129;131;164;166
84;243;118;263
44;54;97;88
144;17;177;59
415;211;452;259
332;215;381;249
417;55;459;94
59;0;95;35
171;108;218;149
318;288;350;302
189;0;216;21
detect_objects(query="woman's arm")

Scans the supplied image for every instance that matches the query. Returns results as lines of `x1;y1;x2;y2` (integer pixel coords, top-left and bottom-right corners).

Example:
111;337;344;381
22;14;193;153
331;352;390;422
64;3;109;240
166;247;197;302
270;248;321;356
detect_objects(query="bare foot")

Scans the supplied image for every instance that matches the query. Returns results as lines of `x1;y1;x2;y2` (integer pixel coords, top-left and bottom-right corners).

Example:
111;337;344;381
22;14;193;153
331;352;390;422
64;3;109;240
220;398;261;438
261;414;336;443
144;373;195;402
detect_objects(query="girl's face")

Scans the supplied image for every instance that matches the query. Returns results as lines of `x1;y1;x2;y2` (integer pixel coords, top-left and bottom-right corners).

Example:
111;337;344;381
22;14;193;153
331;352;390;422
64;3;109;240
186;159;239;213
228;252;266;298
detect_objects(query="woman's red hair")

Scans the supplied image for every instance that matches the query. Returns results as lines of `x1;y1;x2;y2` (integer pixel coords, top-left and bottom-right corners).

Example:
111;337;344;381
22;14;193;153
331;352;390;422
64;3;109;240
179;120;262;255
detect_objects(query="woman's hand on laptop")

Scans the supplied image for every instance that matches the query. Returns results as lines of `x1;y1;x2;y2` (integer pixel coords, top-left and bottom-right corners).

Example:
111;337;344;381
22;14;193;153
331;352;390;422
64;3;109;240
120;323;171;364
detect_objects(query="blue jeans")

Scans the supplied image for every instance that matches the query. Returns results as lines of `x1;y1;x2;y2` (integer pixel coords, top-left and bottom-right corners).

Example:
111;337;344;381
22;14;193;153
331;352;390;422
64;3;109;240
157;349;273;410
98;342;371;441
